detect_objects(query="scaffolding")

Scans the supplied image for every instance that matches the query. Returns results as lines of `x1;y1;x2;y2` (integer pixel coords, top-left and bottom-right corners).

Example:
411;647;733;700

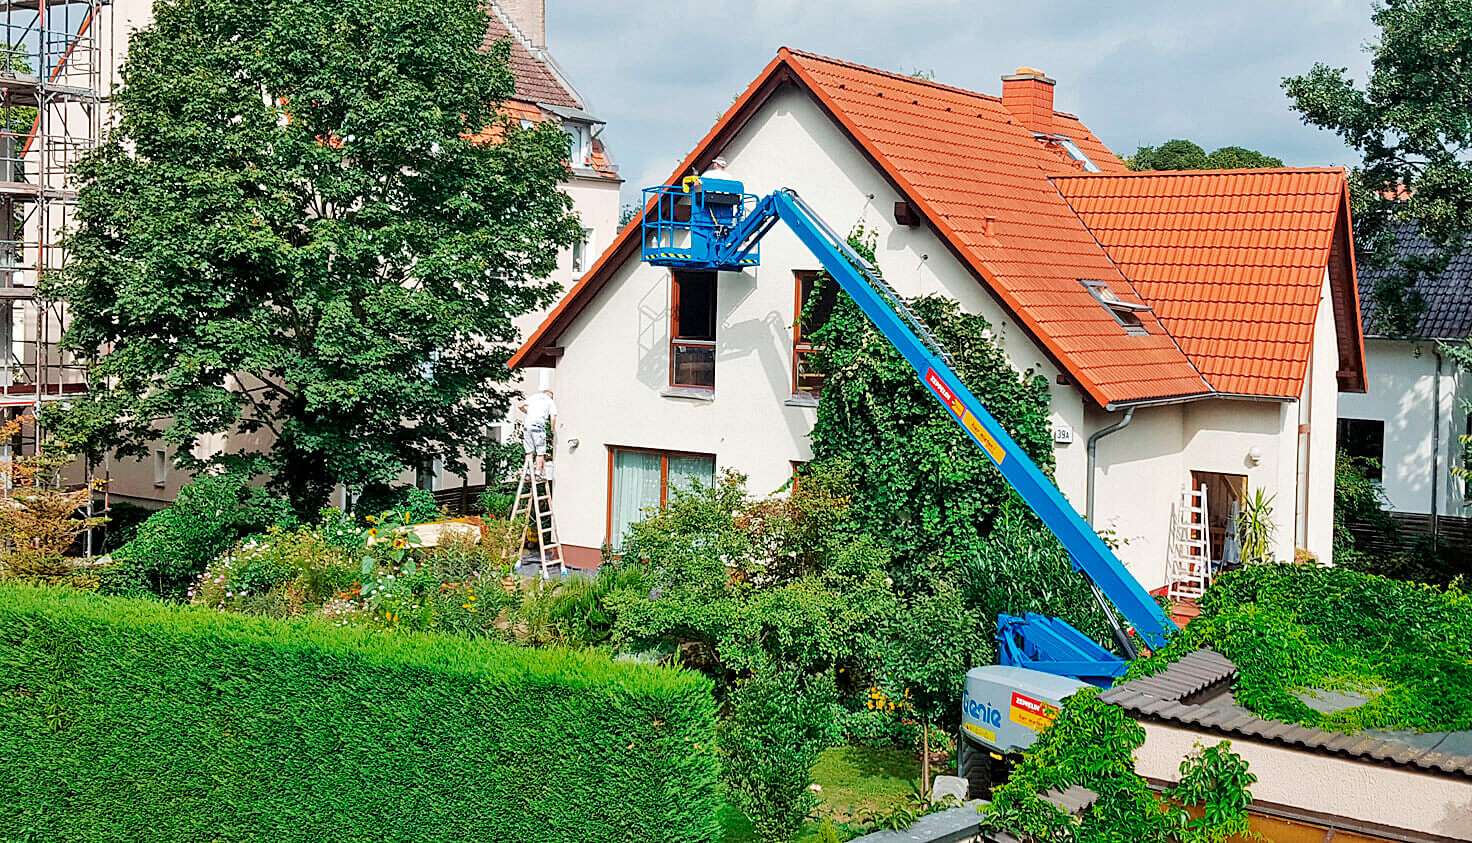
0;1;111;541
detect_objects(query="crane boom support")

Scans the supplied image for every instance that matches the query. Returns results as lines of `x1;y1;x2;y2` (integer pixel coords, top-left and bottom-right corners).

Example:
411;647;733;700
642;182;1178;666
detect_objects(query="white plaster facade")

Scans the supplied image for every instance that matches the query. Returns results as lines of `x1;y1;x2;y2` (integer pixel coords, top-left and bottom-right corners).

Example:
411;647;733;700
1135;720;1472;840
537;84;1344;583
1338;339;1471;518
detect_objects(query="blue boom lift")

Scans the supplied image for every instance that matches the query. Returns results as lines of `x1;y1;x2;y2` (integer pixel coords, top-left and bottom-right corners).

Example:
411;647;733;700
642;176;1179;794
642;176;1177;673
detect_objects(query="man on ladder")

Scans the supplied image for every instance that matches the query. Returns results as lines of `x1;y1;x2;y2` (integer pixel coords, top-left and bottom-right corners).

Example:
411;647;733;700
509;387;563;578
517;387;557;478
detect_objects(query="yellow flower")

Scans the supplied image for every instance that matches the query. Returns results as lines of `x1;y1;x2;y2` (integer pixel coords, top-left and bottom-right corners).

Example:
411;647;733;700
468;595;475;602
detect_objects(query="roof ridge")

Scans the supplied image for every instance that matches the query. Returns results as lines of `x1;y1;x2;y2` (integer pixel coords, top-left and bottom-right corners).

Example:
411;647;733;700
781;46;1004;105
1050;166;1348;179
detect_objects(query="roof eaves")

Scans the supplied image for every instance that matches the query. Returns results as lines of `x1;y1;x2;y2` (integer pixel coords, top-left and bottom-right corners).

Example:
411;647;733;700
509;52;794;369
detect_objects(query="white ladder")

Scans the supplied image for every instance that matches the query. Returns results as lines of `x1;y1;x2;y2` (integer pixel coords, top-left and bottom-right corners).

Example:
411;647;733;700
506;456;564;579
1167;483;1211;600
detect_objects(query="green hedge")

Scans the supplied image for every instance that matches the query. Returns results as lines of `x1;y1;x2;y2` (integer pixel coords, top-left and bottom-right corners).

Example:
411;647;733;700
0;585;721;842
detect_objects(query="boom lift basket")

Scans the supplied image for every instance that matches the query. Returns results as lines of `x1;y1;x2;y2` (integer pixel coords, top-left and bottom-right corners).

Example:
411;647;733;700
642;179;761;271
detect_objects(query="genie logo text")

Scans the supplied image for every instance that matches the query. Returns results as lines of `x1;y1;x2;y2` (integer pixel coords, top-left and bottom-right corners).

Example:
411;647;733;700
963;695;1002;729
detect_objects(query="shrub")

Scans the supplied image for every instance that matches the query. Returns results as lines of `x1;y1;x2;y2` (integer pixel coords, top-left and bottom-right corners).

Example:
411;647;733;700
352;484;441;524
189;527;357;618
981;688;1253;841
720;666;841;843
101;472;295;600
511;566;650;648
100;501;155;553
0;584;722;843
423;530;497;583
479;488;515;519
1130;564;1472;732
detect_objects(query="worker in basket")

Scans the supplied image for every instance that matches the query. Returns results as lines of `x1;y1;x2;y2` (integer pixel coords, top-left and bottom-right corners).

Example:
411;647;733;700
518;387;557;479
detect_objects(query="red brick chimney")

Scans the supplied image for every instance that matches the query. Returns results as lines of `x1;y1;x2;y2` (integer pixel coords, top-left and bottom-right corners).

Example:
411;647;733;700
1001;67;1055;134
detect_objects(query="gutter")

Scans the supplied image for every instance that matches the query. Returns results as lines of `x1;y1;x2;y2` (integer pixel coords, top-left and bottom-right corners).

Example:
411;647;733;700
1086;406;1134;525
1432;349;1443;538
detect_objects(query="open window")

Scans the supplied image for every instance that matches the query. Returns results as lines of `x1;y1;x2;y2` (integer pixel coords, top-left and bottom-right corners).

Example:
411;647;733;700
793;270;838;396
571;226;594;276
1081;279;1150;335
1337;418;1385;480
671;271;716;389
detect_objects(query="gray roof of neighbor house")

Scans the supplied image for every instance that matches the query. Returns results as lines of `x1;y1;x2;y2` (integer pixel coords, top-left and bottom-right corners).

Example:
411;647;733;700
1099;648;1472;778
1359;220;1472;339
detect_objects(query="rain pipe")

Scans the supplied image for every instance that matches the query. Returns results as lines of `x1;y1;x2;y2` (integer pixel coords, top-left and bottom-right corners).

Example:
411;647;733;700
1086;406;1135;525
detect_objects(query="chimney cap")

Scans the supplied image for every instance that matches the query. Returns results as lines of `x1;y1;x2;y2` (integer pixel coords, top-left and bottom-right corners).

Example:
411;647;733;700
1002;67;1055;85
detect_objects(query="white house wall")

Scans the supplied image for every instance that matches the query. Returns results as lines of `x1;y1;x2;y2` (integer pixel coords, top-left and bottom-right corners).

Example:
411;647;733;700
1135;720;1472;840
1339;338;1471;517
545;83;1333;584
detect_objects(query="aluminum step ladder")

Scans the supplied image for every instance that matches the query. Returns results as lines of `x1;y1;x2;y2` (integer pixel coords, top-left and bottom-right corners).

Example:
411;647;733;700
506;455;564;579
1167;483;1211;600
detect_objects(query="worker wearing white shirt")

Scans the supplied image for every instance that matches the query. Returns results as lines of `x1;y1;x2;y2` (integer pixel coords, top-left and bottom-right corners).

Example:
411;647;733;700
518;388;557;477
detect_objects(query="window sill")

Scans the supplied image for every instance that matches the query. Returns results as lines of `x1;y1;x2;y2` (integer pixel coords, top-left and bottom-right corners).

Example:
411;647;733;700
784;393;819;408
661;386;715;402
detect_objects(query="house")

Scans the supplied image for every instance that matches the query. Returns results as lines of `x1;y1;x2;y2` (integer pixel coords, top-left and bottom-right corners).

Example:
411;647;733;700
1337;220;1471;544
100;0;621;507
510;49;1367;586
1101;649;1472;841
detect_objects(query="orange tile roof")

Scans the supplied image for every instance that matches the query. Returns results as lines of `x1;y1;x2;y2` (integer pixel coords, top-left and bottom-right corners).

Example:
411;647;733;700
511;48;1364;405
1052;169;1357;396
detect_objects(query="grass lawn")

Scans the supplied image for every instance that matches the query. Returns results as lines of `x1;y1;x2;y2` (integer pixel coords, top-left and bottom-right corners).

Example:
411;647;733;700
719;745;922;842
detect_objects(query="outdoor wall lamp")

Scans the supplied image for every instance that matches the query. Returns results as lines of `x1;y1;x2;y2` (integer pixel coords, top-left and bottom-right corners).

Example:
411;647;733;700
1247;446;1263;465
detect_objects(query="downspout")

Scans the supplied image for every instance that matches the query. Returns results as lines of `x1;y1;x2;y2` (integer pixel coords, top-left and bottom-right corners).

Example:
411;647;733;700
1432;350;1443;539
1086;406;1135;525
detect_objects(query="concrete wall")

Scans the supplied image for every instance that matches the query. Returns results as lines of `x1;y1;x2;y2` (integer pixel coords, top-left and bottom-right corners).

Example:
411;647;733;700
543;84;1334;585
1135;720;1472;840
1338;338;1471;517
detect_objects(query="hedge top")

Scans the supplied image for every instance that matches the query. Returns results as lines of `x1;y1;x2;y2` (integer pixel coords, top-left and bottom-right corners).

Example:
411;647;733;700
0;582;710;700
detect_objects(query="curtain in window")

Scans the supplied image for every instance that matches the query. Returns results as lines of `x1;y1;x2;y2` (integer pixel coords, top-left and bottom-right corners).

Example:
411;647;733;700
611;450;663;548
667;455;715;498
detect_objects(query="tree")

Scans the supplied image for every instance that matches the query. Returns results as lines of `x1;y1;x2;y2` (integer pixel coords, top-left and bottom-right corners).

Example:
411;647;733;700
46;0;581;516
1127;138;1283;171
1284;0;1472;335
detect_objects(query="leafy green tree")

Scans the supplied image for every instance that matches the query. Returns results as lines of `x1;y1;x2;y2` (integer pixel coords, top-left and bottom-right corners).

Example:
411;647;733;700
1284;0;1472;336
805;232;1054;589
1127;138;1283;171
46;0;581;516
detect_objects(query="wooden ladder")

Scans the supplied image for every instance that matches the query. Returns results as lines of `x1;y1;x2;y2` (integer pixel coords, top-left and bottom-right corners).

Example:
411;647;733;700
1167;483;1211;600
506;456;565;580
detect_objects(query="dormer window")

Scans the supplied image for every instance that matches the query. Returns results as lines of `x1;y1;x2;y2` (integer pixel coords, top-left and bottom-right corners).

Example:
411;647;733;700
563;121;592;168
1082;279;1150;335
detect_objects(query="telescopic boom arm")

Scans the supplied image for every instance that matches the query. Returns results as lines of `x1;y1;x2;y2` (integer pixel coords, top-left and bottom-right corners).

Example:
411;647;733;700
642;182;1177;680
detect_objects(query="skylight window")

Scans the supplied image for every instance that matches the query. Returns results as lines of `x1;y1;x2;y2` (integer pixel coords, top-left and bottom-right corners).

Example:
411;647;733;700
1055;136;1101;172
1082;280;1150;335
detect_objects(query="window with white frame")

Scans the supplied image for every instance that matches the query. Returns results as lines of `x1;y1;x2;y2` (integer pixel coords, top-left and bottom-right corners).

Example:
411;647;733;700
563;121;591;168
571;227;594;276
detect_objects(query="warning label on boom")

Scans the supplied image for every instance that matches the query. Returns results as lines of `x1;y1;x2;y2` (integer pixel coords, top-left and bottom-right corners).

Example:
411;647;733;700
924;368;1006;465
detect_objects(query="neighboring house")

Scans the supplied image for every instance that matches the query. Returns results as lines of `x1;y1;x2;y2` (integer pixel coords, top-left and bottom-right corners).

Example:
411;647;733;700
511;49;1367;585
102;0;621;507
1337;220;1471;530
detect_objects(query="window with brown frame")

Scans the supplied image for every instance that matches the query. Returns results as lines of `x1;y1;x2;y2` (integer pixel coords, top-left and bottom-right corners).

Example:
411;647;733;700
793;270;838;396
671;271;717;389
607;446;717;548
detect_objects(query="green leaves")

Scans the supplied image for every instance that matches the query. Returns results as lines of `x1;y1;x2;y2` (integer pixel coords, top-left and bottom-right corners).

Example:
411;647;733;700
1126;139;1283;171
48;0;581;515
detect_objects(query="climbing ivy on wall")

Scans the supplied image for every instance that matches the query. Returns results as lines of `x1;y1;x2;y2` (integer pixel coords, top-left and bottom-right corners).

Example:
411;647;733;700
805;228;1055;590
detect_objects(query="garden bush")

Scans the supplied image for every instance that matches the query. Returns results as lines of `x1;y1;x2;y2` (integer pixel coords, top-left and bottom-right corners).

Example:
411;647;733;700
101;472;295;600
189;527;357;618
1129;564;1472;732
0;584;722;843
720;666;841;843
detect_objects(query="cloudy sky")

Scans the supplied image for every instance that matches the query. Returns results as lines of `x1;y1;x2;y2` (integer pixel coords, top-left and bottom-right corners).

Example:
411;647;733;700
544;0;1380;204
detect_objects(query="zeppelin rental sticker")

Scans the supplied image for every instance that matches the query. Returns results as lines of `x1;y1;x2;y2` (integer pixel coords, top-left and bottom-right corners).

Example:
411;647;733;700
924;368;1006;464
1009;692;1061;733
